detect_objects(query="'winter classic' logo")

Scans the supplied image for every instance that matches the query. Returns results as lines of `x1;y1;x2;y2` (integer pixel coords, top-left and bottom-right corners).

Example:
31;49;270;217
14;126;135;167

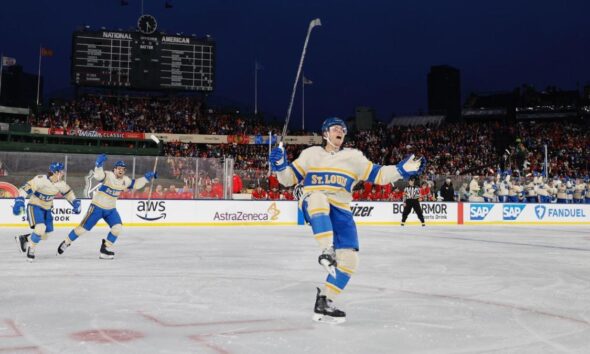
470;203;494;220
503;204;526;221
535;205;546;219
136;201;167;221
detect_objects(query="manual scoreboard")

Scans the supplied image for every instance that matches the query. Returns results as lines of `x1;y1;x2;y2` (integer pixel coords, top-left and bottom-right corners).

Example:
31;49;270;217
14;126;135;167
71;29;215;91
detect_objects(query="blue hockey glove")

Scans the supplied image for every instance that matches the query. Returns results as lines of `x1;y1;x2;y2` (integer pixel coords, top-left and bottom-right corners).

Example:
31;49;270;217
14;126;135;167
71;199;81;214
12;196;25;216
396;154;426;180
96;154;108;168
144;171;158;181
269;147;288;172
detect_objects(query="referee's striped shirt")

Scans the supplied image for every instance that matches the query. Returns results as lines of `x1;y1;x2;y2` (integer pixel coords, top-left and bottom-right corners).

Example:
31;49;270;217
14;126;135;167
403;186;420;200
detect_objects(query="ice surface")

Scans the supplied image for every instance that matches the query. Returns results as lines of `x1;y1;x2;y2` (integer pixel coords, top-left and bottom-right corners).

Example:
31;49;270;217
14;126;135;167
1;225;590;353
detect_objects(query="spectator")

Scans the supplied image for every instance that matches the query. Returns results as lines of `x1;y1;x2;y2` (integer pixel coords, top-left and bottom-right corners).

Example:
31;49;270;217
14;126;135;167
439;178;455;201
268;187;281;200
232;173;243;194
251;185;267;200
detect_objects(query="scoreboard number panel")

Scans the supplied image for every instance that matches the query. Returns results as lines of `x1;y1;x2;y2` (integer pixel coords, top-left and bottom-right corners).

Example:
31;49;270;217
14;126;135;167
71;30;215;91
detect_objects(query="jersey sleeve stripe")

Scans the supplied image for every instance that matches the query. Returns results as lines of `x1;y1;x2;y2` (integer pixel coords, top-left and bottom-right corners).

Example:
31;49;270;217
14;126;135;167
361;162;373;181
366;164;382;184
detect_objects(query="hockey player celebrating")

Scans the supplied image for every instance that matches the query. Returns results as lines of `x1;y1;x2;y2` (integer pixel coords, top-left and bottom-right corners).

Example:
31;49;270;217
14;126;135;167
13;162;81;262
56;154;157;259
269;117;425;324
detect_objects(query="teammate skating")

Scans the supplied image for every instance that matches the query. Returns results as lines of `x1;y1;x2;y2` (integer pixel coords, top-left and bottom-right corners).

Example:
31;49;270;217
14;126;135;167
270;117;425;323
11;162;81;262
56;154;157;259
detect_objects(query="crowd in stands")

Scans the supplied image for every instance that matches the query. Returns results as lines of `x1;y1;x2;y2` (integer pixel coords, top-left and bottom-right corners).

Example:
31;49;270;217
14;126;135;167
28;95;282;136
19;95;589;201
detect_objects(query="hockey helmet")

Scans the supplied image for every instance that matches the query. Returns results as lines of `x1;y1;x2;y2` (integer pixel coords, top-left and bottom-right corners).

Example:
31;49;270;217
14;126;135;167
321;117;347;135
49;162;64;173
113;160;127;169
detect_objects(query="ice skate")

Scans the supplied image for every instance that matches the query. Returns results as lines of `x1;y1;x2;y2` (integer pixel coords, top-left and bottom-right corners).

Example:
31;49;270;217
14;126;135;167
400;222;405;226
312;288;346;324
15;234;30;254
99;239;115;260
318;247;337;277
56;240;70;255
25;245;35;262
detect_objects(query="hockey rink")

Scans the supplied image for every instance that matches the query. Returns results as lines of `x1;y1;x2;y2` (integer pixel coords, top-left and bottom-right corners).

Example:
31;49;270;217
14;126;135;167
1;225;590;354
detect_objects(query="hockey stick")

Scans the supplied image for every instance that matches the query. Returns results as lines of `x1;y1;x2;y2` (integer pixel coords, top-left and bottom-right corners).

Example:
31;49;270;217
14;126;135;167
145;135;160;218
279;18;321;149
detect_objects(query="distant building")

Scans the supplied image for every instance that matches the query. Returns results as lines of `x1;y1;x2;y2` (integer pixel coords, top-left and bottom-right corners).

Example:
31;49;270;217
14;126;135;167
355;106;376;130
427;65;461;122
0;65;40;108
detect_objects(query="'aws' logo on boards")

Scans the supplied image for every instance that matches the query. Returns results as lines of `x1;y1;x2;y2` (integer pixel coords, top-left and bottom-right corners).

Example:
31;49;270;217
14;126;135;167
503;204;526;221
136;201;167;221
469;203;494;220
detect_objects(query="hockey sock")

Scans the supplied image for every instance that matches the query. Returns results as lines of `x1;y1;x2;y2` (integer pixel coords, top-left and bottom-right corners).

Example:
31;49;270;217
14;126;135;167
29;233;42;248
105;232;118;247
67;230;78;244
325;249;358;300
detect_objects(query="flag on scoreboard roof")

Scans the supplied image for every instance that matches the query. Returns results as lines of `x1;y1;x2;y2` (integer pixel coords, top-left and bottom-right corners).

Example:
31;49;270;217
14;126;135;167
1;56;16;66
303;76;313;85
40;47;54;57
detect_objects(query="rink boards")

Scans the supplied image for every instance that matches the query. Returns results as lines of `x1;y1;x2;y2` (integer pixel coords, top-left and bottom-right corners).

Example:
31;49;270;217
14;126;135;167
0;200;588;227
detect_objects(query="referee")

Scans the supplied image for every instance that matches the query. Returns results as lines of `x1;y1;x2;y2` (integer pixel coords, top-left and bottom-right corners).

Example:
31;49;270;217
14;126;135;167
401;176;425;226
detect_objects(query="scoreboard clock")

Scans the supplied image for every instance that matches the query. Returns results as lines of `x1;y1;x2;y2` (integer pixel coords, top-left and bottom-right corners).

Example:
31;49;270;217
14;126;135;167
137;14;157;35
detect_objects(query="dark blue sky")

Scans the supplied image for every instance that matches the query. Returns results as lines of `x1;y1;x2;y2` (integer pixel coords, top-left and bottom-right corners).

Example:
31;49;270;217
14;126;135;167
1;0;589;131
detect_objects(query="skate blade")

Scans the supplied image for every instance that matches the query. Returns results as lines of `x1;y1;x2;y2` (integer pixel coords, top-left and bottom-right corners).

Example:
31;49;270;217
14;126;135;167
319;260;337;278
25;257;35;263
15;236;26;254
312;313;346;324
99;254;114;260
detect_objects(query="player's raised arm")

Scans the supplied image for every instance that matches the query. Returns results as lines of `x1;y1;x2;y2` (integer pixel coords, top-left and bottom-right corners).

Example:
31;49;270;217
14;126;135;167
358;152;426;186
93;153;108;181
269;146;305;187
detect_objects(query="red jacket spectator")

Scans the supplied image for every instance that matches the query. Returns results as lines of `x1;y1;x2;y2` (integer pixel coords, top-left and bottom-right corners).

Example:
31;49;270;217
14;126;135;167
232;174;243;193
211;179;223;198
282;190;295;200
352;190;362;201
419;184;431;201
390;189;403;201
368;188;383;201
179;191;194;199
268;188;281;200
164;185;179;199
268;173;279;191
251;186;267;200
199;185;219;199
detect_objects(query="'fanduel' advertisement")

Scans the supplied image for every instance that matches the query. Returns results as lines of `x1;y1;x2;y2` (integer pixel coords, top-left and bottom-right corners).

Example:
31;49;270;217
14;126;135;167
465;203;590;224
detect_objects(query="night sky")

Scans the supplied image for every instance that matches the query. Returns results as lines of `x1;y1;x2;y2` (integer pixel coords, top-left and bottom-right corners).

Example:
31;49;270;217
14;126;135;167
1;0;589;131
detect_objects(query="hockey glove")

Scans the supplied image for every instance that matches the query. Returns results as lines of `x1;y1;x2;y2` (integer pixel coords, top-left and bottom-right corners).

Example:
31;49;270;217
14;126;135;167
269;147;288;172
396;154;427;180
71;199;82;214
144;171;158;181
12;196;25;216
95;153;108;168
